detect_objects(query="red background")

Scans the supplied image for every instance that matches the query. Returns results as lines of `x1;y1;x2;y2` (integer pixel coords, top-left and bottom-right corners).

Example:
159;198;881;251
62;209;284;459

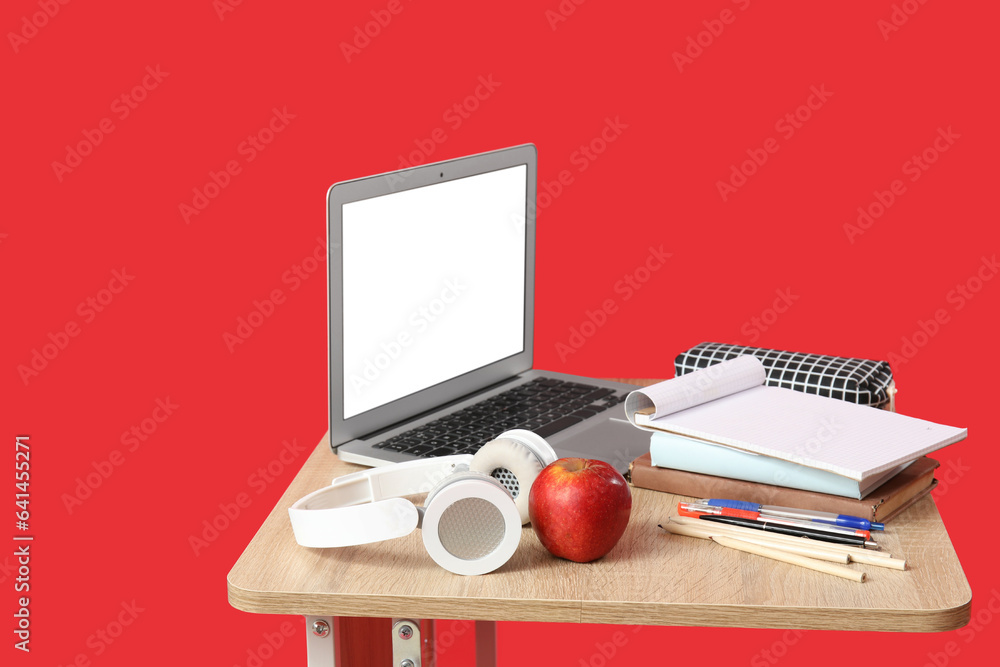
5;1;999;665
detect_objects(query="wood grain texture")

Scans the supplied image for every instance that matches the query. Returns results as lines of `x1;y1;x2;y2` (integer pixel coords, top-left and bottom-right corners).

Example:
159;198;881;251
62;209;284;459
227;438;970;632
227;378;971;633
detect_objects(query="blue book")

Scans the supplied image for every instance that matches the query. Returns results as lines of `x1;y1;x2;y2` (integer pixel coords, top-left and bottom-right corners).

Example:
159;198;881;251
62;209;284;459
648;431;910;499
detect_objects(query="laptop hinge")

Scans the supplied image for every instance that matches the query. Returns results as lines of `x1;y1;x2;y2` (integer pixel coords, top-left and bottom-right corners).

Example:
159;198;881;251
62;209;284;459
355;375;523;442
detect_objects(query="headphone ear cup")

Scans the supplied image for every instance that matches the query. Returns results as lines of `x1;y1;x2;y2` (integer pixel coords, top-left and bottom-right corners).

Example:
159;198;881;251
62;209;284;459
421;473;521;575
495;429;558;466
471;436;549;524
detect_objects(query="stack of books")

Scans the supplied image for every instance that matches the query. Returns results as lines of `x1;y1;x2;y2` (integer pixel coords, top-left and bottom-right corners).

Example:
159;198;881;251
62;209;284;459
624;356;966;524
630;452;939;524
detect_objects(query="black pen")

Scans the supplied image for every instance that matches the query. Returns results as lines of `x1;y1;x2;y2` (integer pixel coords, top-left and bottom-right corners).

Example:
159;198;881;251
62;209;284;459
698;514;879;548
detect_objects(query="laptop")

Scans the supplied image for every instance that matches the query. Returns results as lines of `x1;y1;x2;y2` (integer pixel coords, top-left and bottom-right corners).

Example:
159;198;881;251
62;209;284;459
328;144;649;474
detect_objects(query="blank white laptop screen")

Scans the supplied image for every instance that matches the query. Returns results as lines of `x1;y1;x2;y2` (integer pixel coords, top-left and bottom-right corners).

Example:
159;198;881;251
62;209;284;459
341;164;527;419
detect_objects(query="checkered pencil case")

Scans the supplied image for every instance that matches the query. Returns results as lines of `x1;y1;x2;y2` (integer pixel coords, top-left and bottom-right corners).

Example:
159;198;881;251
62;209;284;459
675;342;896;409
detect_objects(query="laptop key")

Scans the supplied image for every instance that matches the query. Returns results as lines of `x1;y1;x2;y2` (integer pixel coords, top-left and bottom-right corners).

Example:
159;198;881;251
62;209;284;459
532;415;584;438
422;446;457;458
404;444;433;455
580;388;615;402
563;382;598;391
571;408;598;418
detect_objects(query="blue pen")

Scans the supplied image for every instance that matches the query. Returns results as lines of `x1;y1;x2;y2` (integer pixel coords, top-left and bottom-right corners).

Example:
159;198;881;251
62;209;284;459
700;499;885;531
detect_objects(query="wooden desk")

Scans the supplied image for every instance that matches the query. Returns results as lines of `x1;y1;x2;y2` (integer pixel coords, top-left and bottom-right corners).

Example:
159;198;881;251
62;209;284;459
228;385;971;664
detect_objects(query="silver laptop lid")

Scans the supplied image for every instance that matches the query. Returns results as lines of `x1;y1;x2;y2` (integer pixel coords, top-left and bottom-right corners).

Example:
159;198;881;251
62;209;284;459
327;144;538;449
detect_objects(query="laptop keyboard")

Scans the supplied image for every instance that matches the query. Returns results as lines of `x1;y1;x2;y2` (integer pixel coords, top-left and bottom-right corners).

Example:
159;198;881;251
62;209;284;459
372;377;627;458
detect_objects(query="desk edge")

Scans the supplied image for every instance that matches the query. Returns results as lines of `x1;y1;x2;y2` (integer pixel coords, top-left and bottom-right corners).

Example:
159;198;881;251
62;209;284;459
227;574;972;632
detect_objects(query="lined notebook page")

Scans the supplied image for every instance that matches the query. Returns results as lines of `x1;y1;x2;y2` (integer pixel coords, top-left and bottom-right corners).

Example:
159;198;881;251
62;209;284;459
640;385;966;481
624;356;765;422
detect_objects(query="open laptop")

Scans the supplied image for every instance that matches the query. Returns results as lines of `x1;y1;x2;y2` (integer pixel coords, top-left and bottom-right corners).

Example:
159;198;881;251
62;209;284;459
328;144;648;474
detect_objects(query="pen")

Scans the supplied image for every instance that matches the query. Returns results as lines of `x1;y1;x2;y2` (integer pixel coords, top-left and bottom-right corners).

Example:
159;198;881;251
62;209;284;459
679;503;872;539
697;515;879;548
700;499;885;531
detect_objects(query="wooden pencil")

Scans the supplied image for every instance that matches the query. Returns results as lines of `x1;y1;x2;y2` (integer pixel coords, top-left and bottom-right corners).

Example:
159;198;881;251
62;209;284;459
659;522;851;563
712;535;866;583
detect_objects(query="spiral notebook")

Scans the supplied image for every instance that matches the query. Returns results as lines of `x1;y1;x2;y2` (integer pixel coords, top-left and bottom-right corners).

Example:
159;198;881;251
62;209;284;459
624;356;966;483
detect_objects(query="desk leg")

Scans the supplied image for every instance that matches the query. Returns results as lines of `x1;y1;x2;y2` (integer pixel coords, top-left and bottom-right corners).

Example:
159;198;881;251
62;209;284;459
302;616;484;666
421;619;436;666
303;617;436;666
304;616;335;666
475;621;496;667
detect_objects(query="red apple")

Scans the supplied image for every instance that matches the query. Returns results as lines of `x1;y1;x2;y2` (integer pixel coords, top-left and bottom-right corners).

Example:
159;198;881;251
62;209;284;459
528;458;632;563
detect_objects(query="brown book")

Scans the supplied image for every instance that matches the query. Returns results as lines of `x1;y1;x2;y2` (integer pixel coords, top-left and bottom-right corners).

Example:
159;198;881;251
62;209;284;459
629;454;939;524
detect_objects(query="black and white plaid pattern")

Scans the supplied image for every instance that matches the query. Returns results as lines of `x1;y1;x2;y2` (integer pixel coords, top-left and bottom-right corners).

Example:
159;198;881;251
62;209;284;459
675;342;894;407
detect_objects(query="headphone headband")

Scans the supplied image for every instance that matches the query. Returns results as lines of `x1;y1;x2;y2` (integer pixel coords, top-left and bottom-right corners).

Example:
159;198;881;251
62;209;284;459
288;431;556;573
289;455;472;547
328;455;473;501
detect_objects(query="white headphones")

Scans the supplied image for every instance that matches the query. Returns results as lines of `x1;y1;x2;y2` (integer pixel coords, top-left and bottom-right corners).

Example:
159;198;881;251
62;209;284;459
288;429;557;575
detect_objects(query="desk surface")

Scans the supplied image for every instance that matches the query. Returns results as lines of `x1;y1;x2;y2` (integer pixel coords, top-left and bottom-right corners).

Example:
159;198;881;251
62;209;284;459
229;398;971;633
